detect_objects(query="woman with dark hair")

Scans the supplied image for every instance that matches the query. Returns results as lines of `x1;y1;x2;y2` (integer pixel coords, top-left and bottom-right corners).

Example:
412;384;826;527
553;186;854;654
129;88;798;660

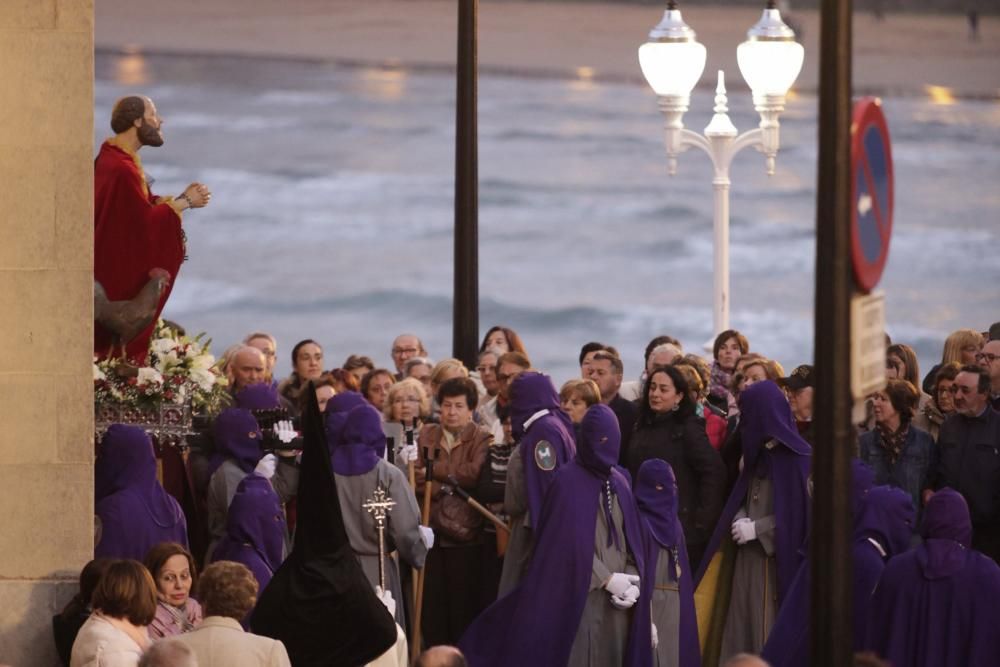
309;372;338;414
360;368;395;413
886;342;932;431
709;329;749;416
860;379;936;515
53;559;113;666
626;365;727;571
478;325;527;356
144;542;202;639
95;425;187;561
277;339;324;413
70;559;158;666
922;362;962;441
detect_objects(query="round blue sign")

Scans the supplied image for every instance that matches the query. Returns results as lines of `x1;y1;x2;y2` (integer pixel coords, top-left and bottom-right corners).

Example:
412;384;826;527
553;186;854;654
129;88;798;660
851;98;894;292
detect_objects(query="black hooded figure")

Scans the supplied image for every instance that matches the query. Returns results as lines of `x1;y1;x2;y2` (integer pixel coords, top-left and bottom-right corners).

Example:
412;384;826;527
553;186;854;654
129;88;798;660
251;383;398;666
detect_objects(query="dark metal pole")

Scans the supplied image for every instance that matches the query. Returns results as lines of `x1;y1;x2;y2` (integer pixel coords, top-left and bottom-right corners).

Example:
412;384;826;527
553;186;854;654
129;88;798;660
453;0;479;368
811;0;854;665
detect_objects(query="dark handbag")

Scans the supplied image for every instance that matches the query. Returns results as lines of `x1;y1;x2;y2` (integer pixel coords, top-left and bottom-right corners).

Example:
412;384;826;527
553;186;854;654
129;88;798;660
430;491;483;543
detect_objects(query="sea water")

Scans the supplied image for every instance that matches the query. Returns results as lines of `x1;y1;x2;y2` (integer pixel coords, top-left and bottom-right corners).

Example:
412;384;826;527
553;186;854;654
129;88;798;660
95;52;1000;384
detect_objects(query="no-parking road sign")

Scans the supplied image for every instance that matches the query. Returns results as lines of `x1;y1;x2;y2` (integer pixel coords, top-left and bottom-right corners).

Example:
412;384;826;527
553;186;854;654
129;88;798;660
851;98;894;293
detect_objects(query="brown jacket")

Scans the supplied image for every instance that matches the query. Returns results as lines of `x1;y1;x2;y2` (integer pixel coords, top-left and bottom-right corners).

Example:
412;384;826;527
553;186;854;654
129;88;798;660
416;421;491;546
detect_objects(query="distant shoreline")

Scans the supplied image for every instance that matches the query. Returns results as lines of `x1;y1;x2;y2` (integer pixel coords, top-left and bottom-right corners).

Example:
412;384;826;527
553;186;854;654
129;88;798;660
95;0;1000;100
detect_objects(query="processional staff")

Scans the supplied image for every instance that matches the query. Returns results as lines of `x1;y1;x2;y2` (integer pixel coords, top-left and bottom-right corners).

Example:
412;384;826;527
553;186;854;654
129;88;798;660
362;482;396;591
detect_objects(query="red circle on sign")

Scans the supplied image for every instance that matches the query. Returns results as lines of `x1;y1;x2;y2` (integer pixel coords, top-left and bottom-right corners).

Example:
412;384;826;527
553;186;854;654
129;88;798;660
851;98;894;292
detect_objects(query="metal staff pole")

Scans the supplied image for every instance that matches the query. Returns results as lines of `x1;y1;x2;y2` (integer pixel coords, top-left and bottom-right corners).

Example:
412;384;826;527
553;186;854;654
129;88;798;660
445;475;511;533
362;482;396;592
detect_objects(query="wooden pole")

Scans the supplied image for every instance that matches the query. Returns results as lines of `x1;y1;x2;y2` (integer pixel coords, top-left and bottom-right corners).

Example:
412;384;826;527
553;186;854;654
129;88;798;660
811;0;854;664
410;452;436;662
453;0;479;369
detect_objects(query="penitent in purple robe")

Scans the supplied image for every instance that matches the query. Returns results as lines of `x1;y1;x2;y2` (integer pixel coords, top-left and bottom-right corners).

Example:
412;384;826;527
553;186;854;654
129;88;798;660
635;459;701;667
864;487;1000;667
95;424;187;560
460;404;651;667
211;473;286;593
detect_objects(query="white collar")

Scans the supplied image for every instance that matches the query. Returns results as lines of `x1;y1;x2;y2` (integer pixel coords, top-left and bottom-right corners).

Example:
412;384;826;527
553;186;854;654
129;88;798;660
523;409;550;431
867;537;887;558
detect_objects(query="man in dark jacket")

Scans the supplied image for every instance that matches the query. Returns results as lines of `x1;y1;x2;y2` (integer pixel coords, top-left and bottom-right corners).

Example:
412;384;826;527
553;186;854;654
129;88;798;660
933;365;1000;563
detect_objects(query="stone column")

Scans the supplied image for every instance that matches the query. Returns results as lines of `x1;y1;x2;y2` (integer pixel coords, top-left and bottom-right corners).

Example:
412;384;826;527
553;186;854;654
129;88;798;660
0;1;95;664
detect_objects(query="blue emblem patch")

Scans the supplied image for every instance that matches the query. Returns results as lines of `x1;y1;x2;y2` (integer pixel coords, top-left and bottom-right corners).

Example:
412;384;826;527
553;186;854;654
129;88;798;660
534;440;556;471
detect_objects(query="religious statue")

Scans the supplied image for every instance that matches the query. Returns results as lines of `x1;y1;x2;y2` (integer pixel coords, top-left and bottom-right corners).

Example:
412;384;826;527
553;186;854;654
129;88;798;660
94;95;212;362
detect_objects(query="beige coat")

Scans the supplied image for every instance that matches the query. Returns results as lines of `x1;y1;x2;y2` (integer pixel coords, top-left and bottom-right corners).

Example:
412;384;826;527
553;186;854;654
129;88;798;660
172;616;290;667
70;615;144;667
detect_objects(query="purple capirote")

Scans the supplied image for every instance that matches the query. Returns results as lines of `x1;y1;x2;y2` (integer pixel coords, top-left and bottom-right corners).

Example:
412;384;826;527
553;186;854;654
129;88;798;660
211;473;286;592
635;458;701;667
94;424;187;560
460;404;651;667
507;371;576;522
207;407;263;477
864;488;1000;666
330;404;383;476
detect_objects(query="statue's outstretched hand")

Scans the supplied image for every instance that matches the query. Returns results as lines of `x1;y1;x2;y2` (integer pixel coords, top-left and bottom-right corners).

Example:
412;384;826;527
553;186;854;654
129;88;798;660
181;182;212;208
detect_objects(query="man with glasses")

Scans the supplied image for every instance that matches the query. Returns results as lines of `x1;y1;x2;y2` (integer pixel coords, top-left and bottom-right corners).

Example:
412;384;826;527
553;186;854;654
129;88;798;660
933;365;1000;563
390;334;427;380
977;339;1000;411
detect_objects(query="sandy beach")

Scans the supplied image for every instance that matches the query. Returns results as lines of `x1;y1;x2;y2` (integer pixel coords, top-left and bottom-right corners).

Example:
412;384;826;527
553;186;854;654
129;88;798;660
94;0;999;99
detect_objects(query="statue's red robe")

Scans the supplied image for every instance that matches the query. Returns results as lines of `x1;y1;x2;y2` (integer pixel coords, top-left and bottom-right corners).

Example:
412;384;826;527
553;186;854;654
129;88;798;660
94;139;185;363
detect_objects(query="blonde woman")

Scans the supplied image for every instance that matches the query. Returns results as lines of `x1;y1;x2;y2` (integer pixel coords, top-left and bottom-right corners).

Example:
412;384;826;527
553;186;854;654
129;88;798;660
922;328;984;394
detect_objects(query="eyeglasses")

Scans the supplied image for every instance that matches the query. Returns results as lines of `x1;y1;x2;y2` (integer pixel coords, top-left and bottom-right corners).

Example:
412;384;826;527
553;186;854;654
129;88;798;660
392;347;419;355
976;353;1000;363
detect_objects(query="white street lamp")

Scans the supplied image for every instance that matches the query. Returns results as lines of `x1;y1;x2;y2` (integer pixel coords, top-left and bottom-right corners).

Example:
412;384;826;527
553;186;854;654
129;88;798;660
639;0;804;338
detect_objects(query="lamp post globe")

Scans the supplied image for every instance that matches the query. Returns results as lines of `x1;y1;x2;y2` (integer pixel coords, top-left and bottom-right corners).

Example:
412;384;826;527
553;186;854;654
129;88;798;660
737;3;805;106
637;3;706;105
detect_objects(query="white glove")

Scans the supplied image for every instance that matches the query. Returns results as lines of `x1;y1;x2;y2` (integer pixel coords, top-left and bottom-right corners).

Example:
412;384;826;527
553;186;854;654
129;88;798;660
274;420;296;444
731;517;757;545
604;572;640;598
396;443;418;465
254;453;277;479
419;525;435;550
610;585;640;610
375;586;396;618
651;622;658;649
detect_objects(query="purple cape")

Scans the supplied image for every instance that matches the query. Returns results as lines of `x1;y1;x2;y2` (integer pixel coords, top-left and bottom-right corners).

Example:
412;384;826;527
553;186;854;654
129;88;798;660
694;381;811;604
508;371;576;522
234;383;281;410
761;469;909;667
211;473;286;592
635;459;701;667
94;424;187;560
207;407;263;477
864;488;1000;666
330;404;383;476
460;404;651;667
250;383;397;667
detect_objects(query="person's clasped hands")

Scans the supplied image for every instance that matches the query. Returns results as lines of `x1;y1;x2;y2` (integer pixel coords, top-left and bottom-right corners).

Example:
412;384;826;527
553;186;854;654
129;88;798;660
731;517;757;545
605;572;640;610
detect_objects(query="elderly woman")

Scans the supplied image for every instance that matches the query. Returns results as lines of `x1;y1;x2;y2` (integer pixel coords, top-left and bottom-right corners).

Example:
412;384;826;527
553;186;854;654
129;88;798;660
144;542;203;639
360;368;395;413
277;339;325;413
475;349;503;438
626;365;727;572
71;559;158;667
174;561;291;666
860;379;936;516
922;362;961;441
382;377;431;459
709;330;750;417
415;377;491;646
95;425;187;561
558;378;601;425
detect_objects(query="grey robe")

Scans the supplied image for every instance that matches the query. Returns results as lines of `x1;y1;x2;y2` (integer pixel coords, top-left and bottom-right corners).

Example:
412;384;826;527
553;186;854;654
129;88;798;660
568;491;638;667
651;544;682;667
205;458;297;563
719;471;777;662
336;459;427;626
499;443;532;596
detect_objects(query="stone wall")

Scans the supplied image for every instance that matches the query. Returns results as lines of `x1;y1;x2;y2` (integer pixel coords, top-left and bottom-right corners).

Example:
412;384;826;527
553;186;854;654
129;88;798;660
0;1;94;664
